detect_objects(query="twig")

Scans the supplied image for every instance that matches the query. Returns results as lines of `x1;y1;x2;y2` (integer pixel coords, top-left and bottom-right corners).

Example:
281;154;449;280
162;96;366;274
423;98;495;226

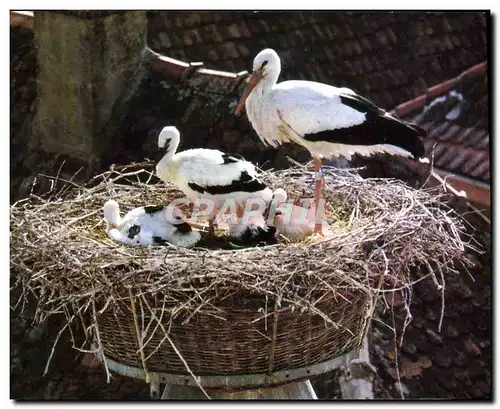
129;288;150;384
92;298;112;383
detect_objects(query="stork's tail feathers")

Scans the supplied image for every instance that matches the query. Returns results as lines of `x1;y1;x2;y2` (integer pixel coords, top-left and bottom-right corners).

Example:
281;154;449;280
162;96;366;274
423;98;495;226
380;114;426;158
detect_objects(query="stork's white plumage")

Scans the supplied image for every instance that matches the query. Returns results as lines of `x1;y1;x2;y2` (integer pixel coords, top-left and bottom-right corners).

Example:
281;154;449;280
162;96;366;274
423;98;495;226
102;200;201;248
266;188;332;242
155;126;273;234
235;48;427;234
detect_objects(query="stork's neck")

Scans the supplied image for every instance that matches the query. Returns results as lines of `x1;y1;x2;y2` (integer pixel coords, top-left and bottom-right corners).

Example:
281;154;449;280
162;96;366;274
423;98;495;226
255;68;280;99
157;132;180;167
246;69;280;126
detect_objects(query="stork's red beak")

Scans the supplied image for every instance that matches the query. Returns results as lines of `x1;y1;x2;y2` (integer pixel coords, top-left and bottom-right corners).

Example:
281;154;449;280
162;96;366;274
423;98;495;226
235;70;264;116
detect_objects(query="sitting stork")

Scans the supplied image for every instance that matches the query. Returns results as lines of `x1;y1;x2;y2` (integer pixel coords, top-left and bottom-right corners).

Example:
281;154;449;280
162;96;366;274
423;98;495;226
266;188;332;242
155;126;273;234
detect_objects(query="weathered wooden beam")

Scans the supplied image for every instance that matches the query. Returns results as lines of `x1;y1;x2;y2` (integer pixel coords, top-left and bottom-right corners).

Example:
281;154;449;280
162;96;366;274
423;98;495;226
400;157;490;207
32;11;148;174
160;380;318;400
432;168;490;207
338;336;376;399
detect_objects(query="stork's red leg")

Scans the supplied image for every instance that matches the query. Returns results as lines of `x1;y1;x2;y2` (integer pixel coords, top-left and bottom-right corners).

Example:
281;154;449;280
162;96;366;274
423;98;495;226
208;219;215;235
313;157;324;235
207;208;219;235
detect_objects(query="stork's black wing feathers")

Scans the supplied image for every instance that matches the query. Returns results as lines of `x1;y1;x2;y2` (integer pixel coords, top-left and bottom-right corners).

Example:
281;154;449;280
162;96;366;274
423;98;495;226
188;170;267;195
174;222;192;234
221;153;247;164
302;91;427;158
339;92;384;115
340;92;427;137
237;225;277;246
152;236;168;245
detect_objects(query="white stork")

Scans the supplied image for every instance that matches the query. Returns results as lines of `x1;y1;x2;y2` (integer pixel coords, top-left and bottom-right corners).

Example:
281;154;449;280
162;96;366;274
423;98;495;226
265;188;332;242
155;126;273;234
235;48;427;235
103;200;201;248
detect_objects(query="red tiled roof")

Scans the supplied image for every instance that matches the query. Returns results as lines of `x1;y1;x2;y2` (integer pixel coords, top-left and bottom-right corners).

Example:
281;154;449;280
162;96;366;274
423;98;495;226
147;11;488;110
392;61;490;206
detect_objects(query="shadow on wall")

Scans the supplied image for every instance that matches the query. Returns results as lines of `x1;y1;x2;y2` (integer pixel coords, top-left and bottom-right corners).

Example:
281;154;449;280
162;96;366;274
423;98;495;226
109;68;311;172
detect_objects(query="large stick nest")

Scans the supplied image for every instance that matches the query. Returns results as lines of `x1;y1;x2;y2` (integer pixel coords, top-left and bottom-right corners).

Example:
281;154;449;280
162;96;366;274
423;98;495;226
10;163;474;351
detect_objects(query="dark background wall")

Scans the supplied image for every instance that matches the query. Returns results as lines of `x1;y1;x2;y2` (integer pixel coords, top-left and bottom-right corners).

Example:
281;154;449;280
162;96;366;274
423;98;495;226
147;11;487;109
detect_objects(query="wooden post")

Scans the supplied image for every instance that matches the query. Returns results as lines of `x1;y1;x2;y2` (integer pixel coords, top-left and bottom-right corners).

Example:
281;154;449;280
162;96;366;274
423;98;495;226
31;11;148;175
338;336;376;399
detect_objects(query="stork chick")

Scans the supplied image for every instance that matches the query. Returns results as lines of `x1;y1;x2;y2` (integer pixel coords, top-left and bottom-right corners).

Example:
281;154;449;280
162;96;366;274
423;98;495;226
266;188;332;242
103;200;201;248
226;207;277;246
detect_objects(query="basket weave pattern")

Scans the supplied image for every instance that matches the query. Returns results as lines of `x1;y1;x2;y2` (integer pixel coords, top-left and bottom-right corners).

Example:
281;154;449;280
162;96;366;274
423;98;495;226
98;291;369;375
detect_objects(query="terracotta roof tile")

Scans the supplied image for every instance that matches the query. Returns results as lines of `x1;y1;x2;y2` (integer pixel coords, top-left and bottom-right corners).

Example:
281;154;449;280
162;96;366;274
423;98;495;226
409;65;488;185
371;230;491;399
469;159;490;180
147;12;487;110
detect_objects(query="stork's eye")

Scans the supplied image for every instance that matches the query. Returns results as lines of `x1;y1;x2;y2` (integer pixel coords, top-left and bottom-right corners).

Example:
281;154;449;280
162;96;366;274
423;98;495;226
260;60;268;69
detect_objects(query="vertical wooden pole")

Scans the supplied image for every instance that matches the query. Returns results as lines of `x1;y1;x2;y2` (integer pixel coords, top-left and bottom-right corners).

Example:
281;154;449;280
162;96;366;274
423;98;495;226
338;336;376;399
31;11;147;176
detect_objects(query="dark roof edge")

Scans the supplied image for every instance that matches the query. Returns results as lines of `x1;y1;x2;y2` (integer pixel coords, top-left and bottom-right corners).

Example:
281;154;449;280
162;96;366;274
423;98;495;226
147;47;249;95
10;11;252;95
401;158;490;207
392;61;488;118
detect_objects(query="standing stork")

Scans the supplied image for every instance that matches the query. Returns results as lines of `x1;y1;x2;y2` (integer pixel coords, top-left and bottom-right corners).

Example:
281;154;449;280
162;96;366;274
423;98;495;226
155;126;273;234
235;48;427;235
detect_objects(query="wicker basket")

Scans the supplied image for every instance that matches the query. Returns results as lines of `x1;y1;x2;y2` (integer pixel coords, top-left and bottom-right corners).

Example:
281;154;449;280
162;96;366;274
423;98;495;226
97;289;371;376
